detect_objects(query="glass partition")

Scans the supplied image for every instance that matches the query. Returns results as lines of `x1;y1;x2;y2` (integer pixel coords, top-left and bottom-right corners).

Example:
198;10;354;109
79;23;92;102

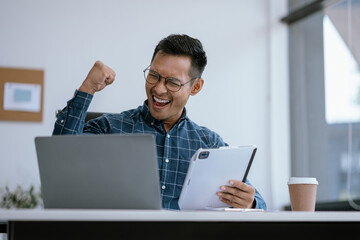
287;0;360;209
324;0;360;209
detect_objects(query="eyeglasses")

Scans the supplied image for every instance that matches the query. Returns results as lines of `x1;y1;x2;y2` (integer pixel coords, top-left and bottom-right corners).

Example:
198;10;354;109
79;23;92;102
143;66;198;92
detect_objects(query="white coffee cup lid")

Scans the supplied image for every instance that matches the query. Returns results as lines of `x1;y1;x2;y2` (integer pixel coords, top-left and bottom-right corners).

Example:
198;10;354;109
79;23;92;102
287;177;318;185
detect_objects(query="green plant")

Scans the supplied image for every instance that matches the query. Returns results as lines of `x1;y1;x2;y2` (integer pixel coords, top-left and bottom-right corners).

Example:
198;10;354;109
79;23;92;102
0;185;43;209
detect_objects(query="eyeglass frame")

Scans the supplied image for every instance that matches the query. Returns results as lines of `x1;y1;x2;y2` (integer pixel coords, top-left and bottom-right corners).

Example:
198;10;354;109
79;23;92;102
143;65;199;92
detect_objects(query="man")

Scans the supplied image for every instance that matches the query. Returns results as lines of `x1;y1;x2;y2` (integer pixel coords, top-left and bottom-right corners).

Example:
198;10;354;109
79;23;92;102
53;34;267;210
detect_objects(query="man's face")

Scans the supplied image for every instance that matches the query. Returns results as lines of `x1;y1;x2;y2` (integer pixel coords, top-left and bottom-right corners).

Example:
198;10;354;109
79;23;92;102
145;52;196;125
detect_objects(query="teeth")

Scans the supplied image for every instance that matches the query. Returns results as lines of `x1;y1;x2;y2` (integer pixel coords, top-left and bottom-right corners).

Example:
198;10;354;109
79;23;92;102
154;96;170;103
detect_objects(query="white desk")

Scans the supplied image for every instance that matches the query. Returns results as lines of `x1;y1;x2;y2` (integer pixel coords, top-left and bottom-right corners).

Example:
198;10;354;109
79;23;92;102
1;209;360;239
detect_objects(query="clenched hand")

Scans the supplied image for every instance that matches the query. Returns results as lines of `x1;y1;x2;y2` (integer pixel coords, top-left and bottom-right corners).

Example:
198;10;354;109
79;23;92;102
79;61;116;95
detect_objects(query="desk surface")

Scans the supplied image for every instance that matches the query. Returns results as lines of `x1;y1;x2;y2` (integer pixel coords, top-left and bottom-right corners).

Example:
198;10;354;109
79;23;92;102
2;210;360;239
1;209;360;222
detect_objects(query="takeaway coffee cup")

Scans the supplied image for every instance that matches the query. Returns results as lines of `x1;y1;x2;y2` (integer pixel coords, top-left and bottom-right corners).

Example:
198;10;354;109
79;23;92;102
288;177;318;211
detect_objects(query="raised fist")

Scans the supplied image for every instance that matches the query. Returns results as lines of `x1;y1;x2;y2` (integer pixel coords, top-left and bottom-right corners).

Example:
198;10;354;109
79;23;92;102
79;61;116;95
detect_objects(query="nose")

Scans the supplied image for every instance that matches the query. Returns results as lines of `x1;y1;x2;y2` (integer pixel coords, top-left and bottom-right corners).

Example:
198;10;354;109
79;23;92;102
153;77;168;93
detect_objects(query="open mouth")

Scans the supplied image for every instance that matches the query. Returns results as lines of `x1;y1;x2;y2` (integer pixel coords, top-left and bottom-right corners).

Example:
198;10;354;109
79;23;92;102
153;95;171;108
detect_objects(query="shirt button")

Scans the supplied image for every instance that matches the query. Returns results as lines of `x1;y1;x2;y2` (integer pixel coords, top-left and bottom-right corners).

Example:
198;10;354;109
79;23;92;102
151;122;154;126
165;159;169;163
167;134;170;138
161;185;166;190
60;119;64;123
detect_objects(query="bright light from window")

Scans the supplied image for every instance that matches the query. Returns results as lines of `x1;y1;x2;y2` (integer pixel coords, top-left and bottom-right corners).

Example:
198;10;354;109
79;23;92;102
324;16;360;124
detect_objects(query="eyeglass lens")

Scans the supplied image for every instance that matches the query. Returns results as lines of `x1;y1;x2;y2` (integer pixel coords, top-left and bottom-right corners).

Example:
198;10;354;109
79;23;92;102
144;69;182;92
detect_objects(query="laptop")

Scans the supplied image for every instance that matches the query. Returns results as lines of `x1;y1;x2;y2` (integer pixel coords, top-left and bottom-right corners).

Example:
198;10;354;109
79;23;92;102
35;134;162;209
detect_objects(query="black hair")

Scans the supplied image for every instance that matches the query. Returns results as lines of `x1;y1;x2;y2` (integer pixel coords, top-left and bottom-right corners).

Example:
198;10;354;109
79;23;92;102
151;34;207;78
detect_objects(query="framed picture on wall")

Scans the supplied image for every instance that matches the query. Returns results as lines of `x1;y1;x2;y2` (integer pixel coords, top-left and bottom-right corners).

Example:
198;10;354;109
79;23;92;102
0;67;44;122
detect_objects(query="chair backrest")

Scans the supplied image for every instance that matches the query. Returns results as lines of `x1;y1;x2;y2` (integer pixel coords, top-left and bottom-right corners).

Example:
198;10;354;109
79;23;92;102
56;110;105;122
84;112;105;122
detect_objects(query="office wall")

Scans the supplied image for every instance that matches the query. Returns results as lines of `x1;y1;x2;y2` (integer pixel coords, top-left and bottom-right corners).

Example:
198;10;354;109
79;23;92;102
0;0;288;210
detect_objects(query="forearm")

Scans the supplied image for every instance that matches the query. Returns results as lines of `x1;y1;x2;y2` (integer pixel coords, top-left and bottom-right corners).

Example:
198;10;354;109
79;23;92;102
244;179;267;210
52;90;93;135
253;190;267;210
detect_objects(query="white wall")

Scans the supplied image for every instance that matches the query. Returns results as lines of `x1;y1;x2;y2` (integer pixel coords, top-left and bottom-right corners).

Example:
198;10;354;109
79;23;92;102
0;0;289;210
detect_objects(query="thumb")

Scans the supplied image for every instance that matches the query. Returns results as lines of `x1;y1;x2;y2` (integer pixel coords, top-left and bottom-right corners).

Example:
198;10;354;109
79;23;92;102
105;76;115;85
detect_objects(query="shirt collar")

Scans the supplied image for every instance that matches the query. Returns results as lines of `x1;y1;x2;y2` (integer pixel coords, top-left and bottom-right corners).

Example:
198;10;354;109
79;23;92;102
142;100;188;126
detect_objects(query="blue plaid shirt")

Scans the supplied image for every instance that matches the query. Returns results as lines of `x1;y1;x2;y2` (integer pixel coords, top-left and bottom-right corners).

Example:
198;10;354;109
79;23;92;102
53;90;266;210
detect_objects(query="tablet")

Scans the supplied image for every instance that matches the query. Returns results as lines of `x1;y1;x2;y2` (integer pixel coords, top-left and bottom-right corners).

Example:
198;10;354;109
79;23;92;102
178;145;257;210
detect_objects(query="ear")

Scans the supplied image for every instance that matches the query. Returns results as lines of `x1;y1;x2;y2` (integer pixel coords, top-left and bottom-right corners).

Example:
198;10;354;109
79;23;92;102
190;78;204;96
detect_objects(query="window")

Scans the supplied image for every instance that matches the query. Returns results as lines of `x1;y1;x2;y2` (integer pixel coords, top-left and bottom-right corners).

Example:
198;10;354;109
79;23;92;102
324;1;360;206
287;0;360;209
324;10;360;124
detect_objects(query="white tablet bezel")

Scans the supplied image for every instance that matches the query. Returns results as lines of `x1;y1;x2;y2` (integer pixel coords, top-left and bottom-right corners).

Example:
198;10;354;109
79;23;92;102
178;145;257;210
